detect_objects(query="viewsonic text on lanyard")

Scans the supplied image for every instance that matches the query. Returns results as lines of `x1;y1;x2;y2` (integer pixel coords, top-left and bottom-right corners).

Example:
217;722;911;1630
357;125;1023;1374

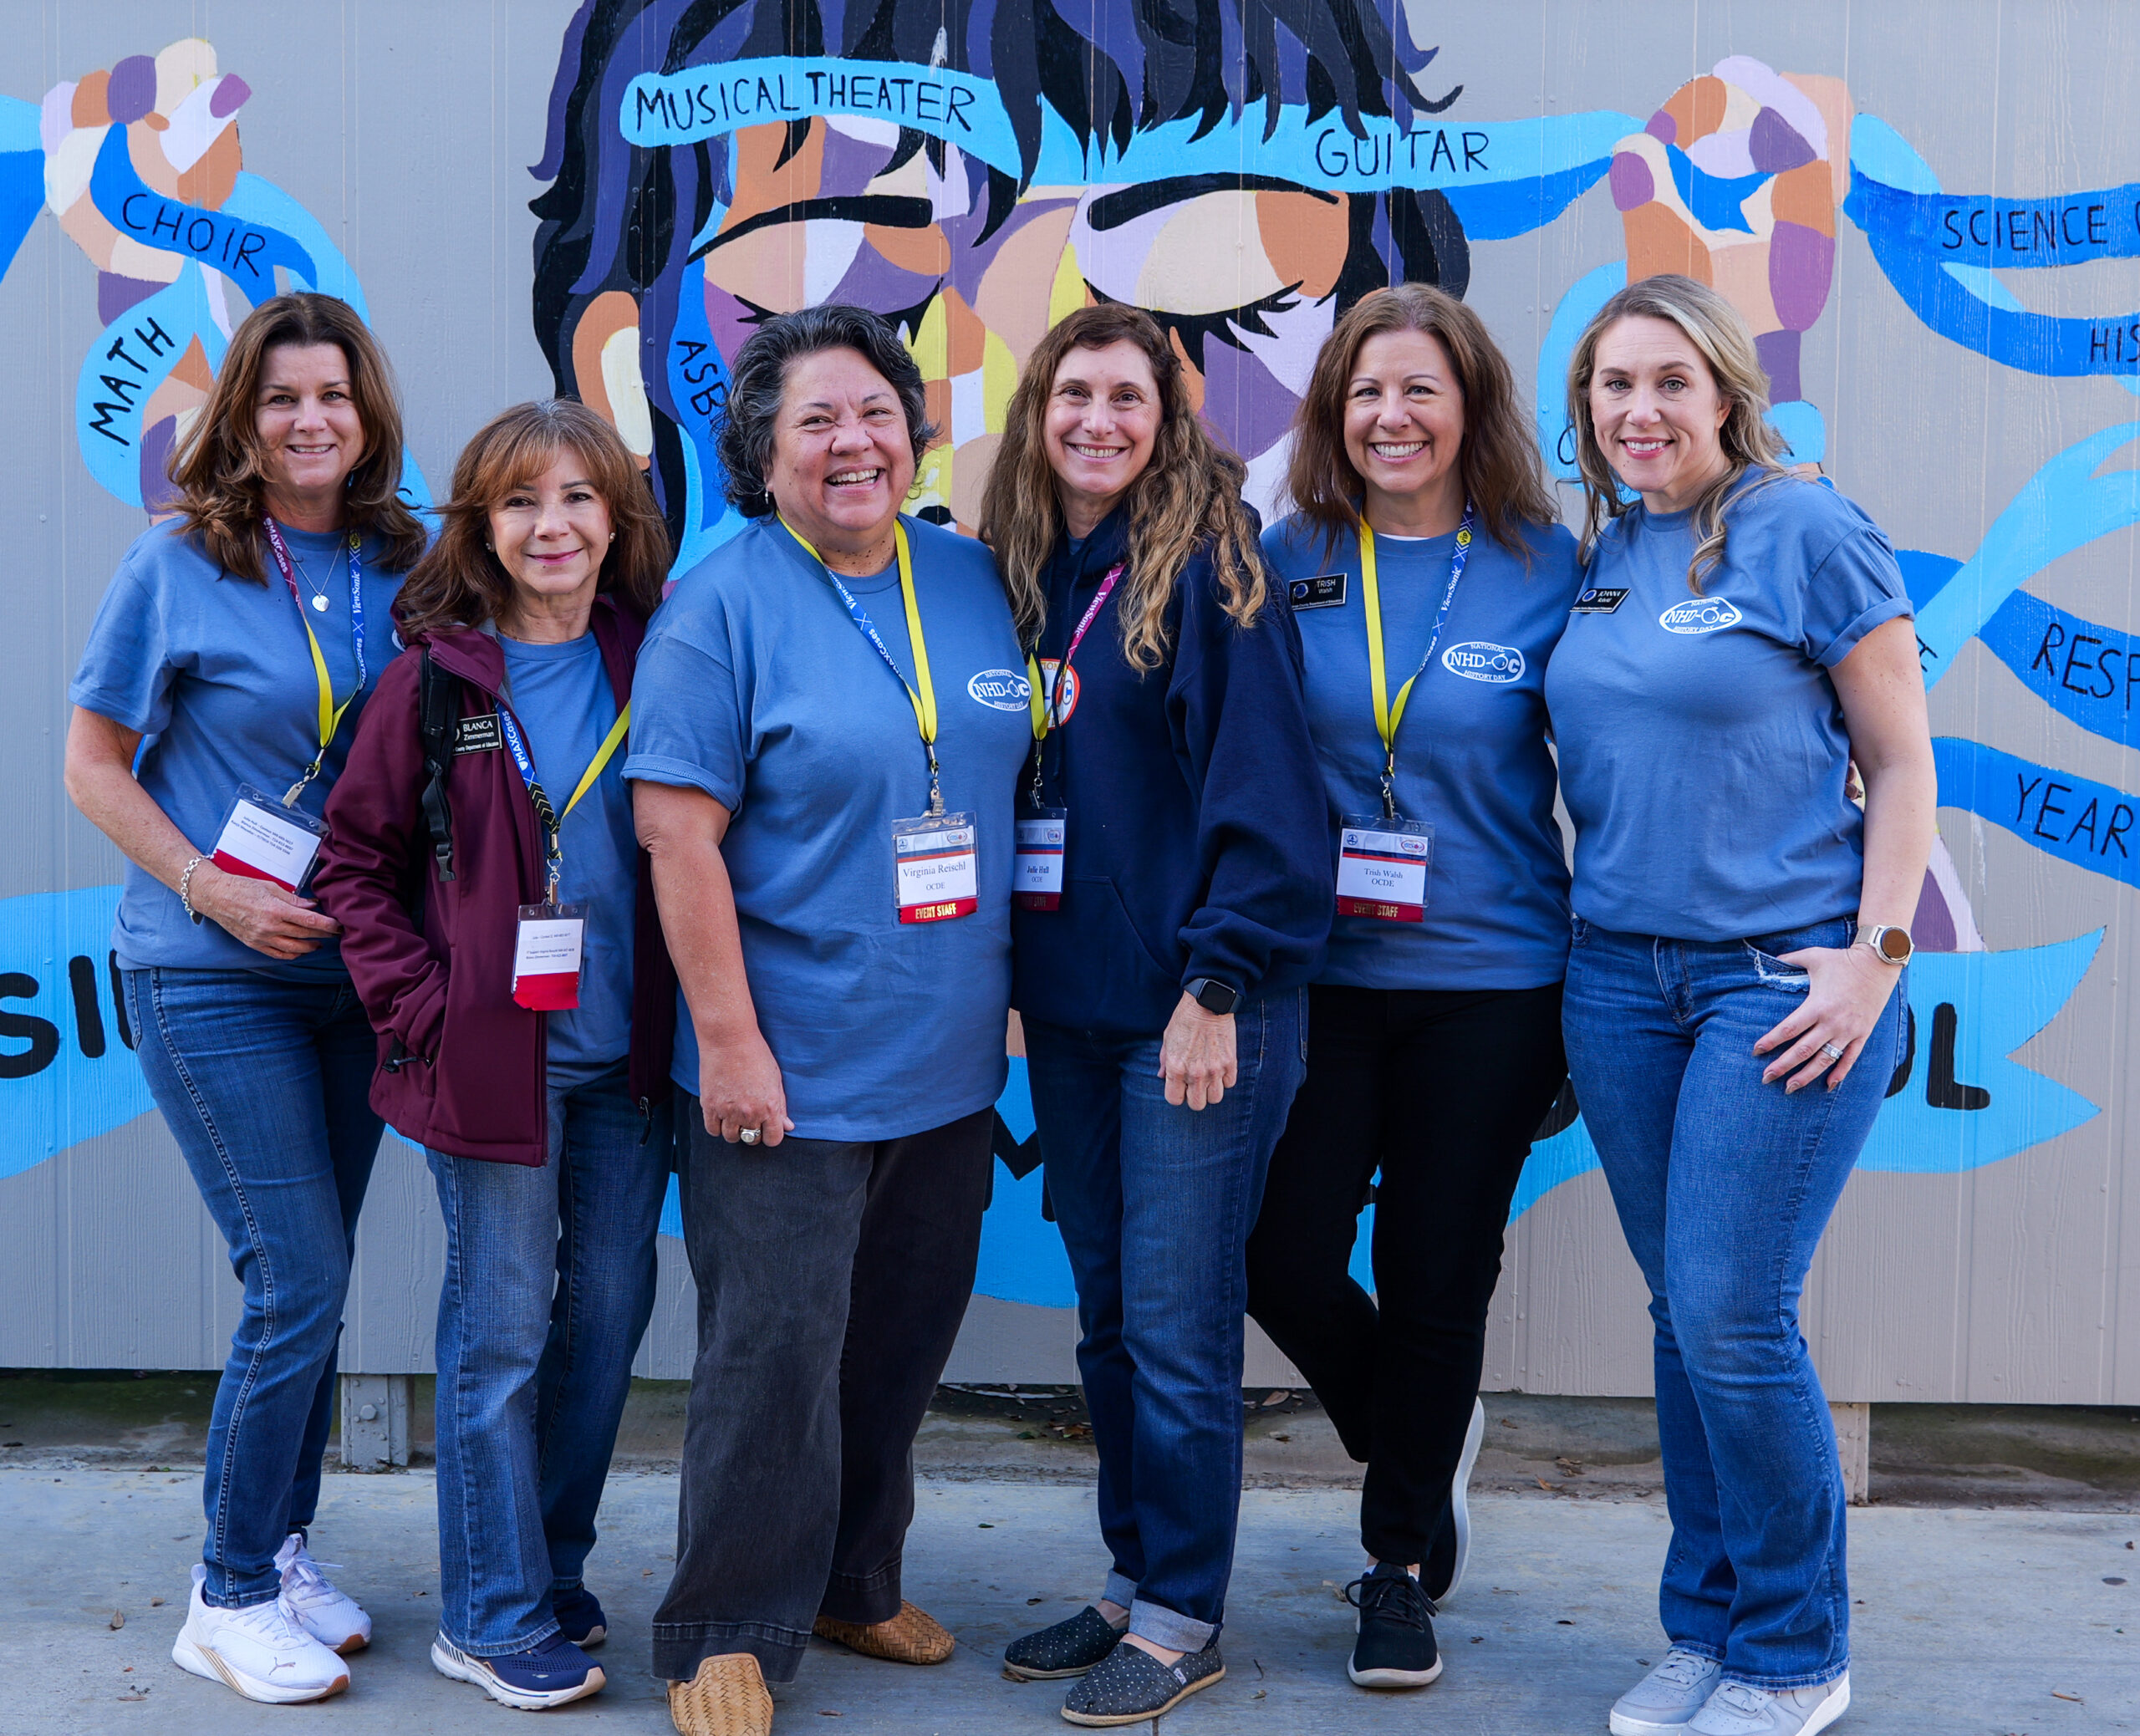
782;517;979;924
1014;560;1124;911
1336;508;1474;924
204;521;365;897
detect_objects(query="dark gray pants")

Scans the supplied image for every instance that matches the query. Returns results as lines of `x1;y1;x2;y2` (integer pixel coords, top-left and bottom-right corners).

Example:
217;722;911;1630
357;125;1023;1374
650;1099;993;1685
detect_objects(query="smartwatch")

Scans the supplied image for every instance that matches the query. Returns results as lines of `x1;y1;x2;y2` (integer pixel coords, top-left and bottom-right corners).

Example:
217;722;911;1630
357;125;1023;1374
1184;977;1241;1016
1857;924;1914;965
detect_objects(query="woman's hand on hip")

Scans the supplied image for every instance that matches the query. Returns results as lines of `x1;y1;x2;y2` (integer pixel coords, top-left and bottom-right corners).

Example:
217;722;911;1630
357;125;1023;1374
191;863;341;960
697;1028;795;1147
1160;994;1238;1111
1753;943;1903;1092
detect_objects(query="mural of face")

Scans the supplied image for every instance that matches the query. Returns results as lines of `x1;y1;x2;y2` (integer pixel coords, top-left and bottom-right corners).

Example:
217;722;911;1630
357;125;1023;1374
532;0;1470;563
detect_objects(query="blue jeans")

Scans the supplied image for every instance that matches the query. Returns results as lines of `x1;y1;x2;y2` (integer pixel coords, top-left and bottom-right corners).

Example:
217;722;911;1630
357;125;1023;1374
427;1060;670;1654
125;967;385;1609
1023;990;1306;1652
1562;918;1906;1690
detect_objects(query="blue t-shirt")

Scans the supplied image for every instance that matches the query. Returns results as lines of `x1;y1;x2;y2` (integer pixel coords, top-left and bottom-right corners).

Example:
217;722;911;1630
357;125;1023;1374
69;518;405;975
624;514;1030;1141
1265;515;1582;990
1543;474;1913;941
498;629;635;1069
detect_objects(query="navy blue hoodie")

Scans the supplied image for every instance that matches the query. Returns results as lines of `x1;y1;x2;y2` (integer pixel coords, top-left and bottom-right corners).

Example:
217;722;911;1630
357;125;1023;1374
1011;506;1332;1036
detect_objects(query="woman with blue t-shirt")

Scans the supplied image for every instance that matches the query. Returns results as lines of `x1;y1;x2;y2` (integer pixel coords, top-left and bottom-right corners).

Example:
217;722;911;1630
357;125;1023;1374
980;303;1331;1728
628;306;1032;1736
314;401;675;1712
1549;275;1935;1736
64;293;428;1706
1247;284;1582;1695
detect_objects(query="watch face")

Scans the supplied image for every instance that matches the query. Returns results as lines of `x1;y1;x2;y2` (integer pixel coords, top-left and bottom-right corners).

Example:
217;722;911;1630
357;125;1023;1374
1878;927;1913;963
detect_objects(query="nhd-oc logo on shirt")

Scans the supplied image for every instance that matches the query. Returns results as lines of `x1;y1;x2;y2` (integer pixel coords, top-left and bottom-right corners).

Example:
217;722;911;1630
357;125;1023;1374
1658;597;1743;635
1439;641;1526;684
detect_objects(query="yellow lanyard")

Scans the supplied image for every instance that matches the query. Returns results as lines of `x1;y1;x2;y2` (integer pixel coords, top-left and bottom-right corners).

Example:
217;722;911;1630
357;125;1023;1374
782;517;948;809
1359;507;1473;817
563;706;632;821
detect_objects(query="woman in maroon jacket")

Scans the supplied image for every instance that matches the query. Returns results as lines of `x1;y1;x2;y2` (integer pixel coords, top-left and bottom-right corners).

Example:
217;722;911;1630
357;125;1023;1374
315;400;674;1713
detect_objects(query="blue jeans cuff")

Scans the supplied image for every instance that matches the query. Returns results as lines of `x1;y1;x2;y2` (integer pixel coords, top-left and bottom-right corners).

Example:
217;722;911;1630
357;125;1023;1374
1128;1596;1215;1653
453;1618;562;1658
1720;1662;1849;1692
1101;1571;1139;1611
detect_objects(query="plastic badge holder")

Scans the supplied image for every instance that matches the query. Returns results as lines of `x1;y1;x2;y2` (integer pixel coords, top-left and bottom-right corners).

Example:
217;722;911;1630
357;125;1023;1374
1013;807;1067;910
513;902;585;1011
210;783;330;895
1336;815;1434;923
893;811;978;924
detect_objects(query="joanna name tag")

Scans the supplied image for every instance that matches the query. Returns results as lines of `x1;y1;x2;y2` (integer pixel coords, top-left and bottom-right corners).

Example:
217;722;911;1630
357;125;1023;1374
1336;817;1433;923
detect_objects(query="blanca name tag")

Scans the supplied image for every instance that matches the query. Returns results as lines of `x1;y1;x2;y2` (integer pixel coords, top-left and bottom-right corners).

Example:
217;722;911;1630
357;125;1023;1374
210;790;326;893
1336;817;1433;923
1014;808;1067;911
894;812;978;924
456;713;503;754
512;903;584;1011
1571;586;1629;614
1289;573;1347;609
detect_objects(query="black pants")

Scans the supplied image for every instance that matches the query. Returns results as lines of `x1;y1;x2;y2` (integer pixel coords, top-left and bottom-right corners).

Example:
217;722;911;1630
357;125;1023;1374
651;1101;992;1685
1246;982;1566;1567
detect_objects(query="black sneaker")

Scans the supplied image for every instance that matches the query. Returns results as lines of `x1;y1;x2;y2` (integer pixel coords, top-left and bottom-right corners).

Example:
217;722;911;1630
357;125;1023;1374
1425;1396;1485;1604
1002;1606;1125;1681
1344;1563;1442;1689
1061;1635;1224;1726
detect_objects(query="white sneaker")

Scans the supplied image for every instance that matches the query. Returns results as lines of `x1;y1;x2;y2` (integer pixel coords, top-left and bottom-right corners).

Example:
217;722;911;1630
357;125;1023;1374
171;1565;351;1703
1689;1675;1850;1736
1610;1649;1725;1735
274;1532;372;1654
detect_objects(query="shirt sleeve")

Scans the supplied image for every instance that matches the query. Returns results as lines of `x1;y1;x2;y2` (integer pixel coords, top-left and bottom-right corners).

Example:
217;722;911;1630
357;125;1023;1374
621;622;746;810
1804;524;1913;669
69;562;180;735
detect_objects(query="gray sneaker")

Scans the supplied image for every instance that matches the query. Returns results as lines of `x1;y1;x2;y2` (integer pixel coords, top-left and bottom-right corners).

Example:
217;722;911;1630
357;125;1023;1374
1688;1675;1850;1736
1609;1650;1725;1735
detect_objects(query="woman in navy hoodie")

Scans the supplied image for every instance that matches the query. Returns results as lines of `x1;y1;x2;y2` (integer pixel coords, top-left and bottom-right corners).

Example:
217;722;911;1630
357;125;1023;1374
979;304;1331;1728
315;401;675;1713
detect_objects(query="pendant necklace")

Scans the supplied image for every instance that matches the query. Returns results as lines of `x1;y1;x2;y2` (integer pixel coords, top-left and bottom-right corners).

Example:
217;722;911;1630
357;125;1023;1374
289;542;345;612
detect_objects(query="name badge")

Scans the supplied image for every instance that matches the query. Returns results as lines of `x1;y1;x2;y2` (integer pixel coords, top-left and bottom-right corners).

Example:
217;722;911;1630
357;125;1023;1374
210;784;328;894
1571;586;1629;614
456;713;502;754
512;902;584;1011
894;812;978;924
1014;807;1067;911
1336;816;1433;923
1290;573;1347;609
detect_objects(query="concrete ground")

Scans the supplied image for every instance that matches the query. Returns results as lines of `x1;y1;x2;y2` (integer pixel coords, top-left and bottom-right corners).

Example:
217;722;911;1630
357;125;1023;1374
0;1464;2132;1735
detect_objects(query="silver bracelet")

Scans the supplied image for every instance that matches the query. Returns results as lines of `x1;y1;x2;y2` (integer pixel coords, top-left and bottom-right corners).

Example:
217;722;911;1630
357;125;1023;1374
178;854;205;924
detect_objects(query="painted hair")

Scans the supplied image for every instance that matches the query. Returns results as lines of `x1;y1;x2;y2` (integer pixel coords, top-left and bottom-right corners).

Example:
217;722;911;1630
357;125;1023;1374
166;292;426;583
531;0;1470;552
716;305;936;515
393;399;671;640
1286;283;1557;561
979;303;1266;671
1565;273;1789;592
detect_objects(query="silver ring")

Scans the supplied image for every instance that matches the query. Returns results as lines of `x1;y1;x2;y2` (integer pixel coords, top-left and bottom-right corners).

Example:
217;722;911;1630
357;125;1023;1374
739;1127;761;1145
1819;1042;1844;1061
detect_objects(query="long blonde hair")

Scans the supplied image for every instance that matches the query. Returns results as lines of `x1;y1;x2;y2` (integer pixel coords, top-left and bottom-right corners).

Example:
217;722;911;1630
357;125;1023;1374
979;304;1266;671
1565;274;1787;593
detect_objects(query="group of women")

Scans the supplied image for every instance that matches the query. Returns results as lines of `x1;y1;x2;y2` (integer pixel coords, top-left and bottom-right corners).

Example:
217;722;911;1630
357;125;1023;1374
64;268;1933;1736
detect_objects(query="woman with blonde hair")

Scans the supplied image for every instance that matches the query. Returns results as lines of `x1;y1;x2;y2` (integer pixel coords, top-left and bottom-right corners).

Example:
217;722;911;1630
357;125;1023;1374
1548;273;1934;1736
315;400;675;1711
64;291;426;1703
981;303;1330;1727
1246;283;1583;1693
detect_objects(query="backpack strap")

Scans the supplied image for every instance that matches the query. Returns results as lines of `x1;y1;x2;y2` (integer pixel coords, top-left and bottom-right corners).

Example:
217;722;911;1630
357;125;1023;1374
417;649;458;883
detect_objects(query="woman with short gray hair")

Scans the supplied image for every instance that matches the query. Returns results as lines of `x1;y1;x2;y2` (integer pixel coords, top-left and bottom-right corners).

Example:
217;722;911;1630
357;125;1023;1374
627;304;1031;1736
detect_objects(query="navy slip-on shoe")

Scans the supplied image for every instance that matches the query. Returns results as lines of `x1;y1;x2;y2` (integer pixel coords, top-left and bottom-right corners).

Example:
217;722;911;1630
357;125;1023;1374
1061;1635;1224;1726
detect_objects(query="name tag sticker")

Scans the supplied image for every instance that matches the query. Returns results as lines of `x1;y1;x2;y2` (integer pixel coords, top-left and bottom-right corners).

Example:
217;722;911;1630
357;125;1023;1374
894;811;978;924
210;785;328;894
455;713;502;755
512;903;584;1011
1571;586;1629;615
1290;573;1348;610
1336;815;1433;923
1014;807;1067;911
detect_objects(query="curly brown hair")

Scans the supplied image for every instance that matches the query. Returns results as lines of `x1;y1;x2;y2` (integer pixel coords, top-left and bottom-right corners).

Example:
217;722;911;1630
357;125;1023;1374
978;303;1265;671
1284;283;1557;562
392;400;673;640
166;293;427;583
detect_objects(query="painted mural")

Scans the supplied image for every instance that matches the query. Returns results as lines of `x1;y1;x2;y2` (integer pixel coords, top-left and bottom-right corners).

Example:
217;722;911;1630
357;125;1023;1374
0;10;2131;1340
